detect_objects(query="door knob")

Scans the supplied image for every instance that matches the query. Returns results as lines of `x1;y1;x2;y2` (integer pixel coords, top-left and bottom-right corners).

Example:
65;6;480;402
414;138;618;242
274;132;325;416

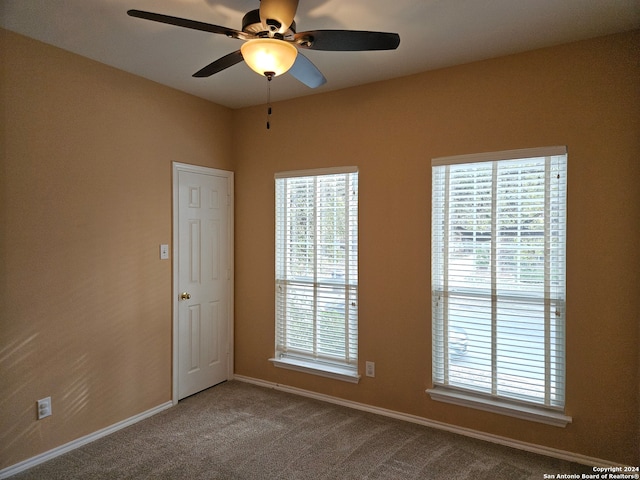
180;292;191;300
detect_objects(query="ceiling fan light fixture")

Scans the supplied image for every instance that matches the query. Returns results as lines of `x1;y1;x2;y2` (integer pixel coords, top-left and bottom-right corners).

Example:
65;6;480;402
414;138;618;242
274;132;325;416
241;39;298;77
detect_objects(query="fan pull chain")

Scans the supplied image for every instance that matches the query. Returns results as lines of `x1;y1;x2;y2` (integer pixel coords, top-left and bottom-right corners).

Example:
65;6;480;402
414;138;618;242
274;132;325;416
265;72;275;130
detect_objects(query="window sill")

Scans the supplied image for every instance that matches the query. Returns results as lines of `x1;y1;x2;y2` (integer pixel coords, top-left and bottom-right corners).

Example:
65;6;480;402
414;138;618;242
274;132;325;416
426;386;572;427
269;357;361;384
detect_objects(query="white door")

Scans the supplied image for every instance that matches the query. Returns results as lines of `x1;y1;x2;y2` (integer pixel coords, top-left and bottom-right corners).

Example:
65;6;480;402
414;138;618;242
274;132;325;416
173;163;233;401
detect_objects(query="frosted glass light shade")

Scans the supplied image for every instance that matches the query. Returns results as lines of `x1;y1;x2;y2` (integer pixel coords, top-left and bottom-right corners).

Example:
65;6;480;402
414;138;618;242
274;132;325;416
241;39;298;77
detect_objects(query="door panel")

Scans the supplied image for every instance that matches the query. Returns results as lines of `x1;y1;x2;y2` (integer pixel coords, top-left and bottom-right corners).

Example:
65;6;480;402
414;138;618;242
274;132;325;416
176;167;230;400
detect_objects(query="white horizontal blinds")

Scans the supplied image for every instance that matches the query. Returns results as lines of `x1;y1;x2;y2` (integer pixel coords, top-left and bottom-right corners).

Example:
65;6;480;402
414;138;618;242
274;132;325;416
275;169;358;369
432;148;567;409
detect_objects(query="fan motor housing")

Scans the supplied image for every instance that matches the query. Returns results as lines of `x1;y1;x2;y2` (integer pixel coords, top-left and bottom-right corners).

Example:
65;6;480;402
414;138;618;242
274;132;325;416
242;9;296;37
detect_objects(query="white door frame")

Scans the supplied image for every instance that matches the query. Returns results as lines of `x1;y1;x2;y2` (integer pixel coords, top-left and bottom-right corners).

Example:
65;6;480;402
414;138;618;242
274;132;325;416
172;162;234;405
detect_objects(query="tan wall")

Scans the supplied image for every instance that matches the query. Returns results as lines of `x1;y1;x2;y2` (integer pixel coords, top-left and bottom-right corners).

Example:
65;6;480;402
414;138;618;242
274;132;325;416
232;30;640;465
0;29;233;468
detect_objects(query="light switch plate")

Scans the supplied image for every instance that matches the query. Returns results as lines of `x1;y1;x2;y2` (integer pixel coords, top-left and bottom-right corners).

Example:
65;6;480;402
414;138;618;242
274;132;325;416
160;244;169;260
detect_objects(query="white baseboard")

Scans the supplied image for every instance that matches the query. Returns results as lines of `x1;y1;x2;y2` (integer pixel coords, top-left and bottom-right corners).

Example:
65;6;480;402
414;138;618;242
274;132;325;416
234;375;625;469
0;401;173;479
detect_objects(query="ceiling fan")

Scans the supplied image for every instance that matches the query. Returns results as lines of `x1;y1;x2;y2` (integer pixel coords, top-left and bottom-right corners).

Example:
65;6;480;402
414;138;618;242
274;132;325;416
127;0;400;88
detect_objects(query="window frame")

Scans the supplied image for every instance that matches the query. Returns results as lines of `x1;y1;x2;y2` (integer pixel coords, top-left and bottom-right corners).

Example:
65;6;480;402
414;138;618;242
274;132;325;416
427;147;572;427
270;166;360;383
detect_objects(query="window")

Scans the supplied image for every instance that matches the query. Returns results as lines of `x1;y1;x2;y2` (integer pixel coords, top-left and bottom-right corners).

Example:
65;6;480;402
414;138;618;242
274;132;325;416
428;147;571;426
271;167;359;383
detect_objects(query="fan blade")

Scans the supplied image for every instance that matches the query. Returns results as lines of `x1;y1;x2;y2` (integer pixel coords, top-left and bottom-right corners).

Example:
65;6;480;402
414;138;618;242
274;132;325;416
259;0;299;34
295;30;400;51
288;53;326;88
193;50;244;77
127;10;253;41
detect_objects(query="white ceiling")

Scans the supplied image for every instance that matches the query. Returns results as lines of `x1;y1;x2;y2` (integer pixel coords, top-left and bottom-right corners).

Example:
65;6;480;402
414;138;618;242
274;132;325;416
2;0;639;109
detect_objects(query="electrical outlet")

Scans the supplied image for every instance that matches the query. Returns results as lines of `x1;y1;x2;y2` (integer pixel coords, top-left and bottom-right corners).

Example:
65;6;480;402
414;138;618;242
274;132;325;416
37;397;52;420
365;361;375;377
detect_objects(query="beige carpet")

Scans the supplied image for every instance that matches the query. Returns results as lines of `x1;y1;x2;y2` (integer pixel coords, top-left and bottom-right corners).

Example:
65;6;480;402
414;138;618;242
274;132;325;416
11;381;592;479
